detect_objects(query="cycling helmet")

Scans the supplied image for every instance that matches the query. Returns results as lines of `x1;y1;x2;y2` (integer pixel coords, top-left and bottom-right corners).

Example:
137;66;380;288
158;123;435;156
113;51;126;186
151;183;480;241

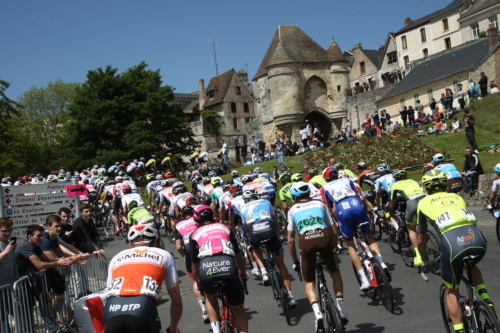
422;170;447;191
208;171;217;177
155;174;163;180
338;171;348;178
180;205;195;217
392;169;407;179
357;162;367;170
82;178;89;184
185;196;199;206
128;200;139;209
140;157;145;161
104;176;110;181
165;172;174;179
115;162;120;165
377;163;390;173
495;163;500;174
242;189;259;200
92;170;99;175
322;167;338;181
231;170;239;177
211;177;223;186
118;170;126;176
290;182;311;198
222;180;232;190
279;172;291;183
115;176;123;183
433;153;446;163
146;174;155;181
202;177;211;185
251;171;259;179
173;184;187;195
58;174;65;179
240;175;251;185
333;163;344;170
308;167;318;175
193;205;215;223
82;170;88;175
229;185;242;196
74;172;79;176
127;224;159;245
253;167;263;174
122;184;132;194
291;173;303;182
193;174;202;182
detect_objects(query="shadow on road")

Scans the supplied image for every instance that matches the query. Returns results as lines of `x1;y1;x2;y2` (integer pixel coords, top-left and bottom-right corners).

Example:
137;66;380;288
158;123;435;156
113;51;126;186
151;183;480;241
245;307;258;320
286;297;313;326
348;322;386;332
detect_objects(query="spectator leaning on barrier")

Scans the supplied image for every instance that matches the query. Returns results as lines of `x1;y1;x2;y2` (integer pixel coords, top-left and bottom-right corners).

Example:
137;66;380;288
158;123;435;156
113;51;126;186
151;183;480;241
41;215;86;264
0;217;18;333
73;204;104;254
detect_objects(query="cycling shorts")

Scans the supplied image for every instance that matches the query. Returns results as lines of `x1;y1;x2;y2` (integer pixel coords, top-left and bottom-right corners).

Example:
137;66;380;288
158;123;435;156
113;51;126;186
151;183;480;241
405;196;425;225
104;296;161;333
113;199;121;213
199;255;245;307
446;178;464;194
299;228;339;282
440;224;486;289
364;190;376;204
336;197;371;241
183;247;193;277
250;231;283;257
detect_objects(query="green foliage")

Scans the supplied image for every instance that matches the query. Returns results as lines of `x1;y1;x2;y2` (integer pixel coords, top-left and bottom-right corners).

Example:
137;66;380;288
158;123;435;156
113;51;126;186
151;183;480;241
0;80;21;120
479;31;487;38
67;62;199;169
201;109;223;136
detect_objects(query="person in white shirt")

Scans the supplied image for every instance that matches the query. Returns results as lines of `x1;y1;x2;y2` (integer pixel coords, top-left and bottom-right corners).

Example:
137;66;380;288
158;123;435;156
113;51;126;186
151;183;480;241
451;116;460;133
299;125;309;148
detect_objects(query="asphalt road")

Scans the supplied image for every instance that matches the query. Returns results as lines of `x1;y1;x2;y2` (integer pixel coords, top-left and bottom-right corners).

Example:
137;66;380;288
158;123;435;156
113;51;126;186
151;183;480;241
99;207;500;333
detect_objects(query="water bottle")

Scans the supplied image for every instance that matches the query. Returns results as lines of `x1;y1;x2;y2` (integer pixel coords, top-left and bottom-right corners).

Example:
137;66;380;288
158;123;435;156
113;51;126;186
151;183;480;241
459;296;472;317
363;259;373;280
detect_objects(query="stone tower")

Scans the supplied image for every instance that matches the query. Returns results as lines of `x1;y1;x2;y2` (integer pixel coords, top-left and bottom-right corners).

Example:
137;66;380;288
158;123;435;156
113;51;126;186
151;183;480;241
252;25;350;144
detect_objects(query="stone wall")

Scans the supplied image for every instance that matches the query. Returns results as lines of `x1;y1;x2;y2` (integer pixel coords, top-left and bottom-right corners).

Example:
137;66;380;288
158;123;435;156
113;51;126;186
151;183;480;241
345;85;394;129
460;173;499;207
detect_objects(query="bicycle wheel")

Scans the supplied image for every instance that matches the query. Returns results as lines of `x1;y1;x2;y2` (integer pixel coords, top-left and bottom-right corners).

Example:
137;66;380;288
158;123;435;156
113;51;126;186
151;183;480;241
351;263;376;299
324;295;345;333
103;214;113;238
439;284;455;333
279;282;292;325
274;207;287;238
397;227;414;267
426;230;441;275
239;240;251;268
369;213;382;241
156;215;167;237
119;220;128;239
386;217;401;253
472;300;500;333
373;261;394;313
165;224;176;243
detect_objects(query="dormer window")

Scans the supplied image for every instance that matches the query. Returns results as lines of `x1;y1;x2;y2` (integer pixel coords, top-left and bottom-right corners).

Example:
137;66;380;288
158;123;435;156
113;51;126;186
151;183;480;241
208;91;215;98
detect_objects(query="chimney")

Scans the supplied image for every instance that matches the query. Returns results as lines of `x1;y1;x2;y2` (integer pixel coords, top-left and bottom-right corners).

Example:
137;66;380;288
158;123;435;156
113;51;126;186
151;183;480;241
404;17;412;26
198;79;205;101
379;45;385;52
236;70;250;91
463;0;472;10
488;24;499;48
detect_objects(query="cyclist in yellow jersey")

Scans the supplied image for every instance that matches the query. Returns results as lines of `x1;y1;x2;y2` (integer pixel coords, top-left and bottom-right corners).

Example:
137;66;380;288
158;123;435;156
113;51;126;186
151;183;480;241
334;163;355;177
416;170;493;333
278;173;295;215
308;168;327;187
388;169;427;265
162;153;173;168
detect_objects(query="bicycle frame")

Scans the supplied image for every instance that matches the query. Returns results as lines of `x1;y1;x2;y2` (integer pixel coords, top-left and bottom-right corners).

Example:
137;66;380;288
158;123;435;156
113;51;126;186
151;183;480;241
353;230;379;289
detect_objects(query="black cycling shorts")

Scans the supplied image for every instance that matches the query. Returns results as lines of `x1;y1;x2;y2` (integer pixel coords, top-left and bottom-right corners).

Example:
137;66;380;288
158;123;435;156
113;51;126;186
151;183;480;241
199;255;245;307
250;230;283;257
104;296;161;333
440;224;487;289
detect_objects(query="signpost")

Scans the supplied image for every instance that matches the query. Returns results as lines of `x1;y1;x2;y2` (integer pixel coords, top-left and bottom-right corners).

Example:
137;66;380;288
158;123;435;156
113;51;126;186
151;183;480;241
4;202;76;218
66;184;87;197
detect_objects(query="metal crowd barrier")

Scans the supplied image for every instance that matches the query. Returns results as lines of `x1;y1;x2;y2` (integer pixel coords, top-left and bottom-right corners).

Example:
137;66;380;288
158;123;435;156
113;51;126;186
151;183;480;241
0;254;107;333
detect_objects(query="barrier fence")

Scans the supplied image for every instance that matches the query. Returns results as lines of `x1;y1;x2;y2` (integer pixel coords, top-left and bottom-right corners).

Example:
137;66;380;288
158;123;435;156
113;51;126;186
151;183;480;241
0;254;107;333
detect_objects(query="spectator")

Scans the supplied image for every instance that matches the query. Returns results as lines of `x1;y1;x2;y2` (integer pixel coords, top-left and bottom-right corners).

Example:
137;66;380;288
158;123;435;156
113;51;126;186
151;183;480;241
251;148;261;164
394;121;401;130
240;141;248;164
252;135;259;150
430;98;437;114
272;166;280;181
0;218;17;333
380;110;387;132
364;114;372;137
275;127;285;141
299;125;309;148
304;119;312;137
399;106;408;127
234;140;241;164
463;109;479;154
457;86;466;110
72;204;104;254
198;149;210;166
58;207;74;244
41;215;85;263
386;120;395;133
445;87;453;107
345;119;352;139
220;139;229;170
415;100;424;114
372;111;381;136
434;119;443;135
352;129;359;141
292;142;300;155
275;140;288;170
313;122;322;140
257;138;266;160
478;72;488;96
304;165;311;182
451;117;460;133
468;79;476;98
407;106;415;126
462;147;483;193
490;80;499;94
329;158;336;167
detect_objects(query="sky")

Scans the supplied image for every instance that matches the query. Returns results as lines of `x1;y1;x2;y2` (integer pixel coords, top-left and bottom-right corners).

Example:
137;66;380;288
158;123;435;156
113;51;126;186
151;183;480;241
1;0;451;100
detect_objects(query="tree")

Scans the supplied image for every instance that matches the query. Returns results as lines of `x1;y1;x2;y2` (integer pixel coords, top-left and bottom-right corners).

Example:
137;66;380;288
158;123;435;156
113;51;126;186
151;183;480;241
0;80;21;120
67;62;199;169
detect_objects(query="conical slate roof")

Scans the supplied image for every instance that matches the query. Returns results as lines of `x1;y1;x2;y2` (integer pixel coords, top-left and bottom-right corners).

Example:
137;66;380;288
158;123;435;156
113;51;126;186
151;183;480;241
253;25;347;80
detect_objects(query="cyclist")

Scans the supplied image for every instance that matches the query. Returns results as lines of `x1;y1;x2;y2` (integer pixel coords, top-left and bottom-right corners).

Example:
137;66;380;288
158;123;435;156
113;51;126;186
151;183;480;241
189;206;249;333
374;163;395;210
387;169;427;266
110;176;125;235
190;149;201;167
240;189;296;309
170;183;194;220
356;162;381;208
433;153;464;193
489;163;500;208
209;177;224;213
137;158;146;176
322;167;390;288
126;201;155;226
278;172;295;215
146;174;163;208
416;170;493;333
231;170;242;186
198;177;214;206
287;182;347;331
164;172;178;186
217;181;234;223
308;167;326;187
334;162;355;177
198;149;209;166
145;155;157;173
105;224;182;333
173;205;209;324
122;184;145;223
108;162;119;176
162;153;173;170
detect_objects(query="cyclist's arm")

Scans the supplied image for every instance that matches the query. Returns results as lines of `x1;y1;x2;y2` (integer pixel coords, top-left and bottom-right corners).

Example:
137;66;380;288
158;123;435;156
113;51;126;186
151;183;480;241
416;207;430;261
490;181;499;207
323;207;338;248
164;257;182;332
286;211;299;264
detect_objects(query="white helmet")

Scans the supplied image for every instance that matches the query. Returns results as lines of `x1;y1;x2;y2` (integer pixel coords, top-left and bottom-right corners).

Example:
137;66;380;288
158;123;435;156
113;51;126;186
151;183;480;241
253;167;263;174
127;224;159;245
231;170;238;177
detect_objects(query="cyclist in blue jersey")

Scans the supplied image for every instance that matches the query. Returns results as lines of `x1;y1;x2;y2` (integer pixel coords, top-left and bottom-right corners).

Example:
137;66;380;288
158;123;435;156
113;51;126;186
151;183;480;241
231;170;243;186
432;153;464;193
374;163;395;210
240;189;296;308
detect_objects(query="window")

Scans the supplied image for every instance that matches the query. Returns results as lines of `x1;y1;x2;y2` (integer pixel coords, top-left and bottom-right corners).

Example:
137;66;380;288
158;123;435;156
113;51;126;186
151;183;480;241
337;85;341;92
401;36;408;50
360;62;366;75
490;16;498;29
387;51;397;64
445;37;452;49
236;87;241;95
208;91;215;98
231;103;237;113
423;48;429;58
471;23;479;39
420;28;427;43
414;93;419;102
245;118;250;124
243;103;249;113
453;80;459;93
428;88;433;101
443;18;449;31
400;98;405;109
404;55;410;70
233;118;238;129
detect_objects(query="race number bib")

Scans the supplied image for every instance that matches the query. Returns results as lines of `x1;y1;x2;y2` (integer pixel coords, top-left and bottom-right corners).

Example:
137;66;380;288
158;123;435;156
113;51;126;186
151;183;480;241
140;276;160;300
106;277;124;298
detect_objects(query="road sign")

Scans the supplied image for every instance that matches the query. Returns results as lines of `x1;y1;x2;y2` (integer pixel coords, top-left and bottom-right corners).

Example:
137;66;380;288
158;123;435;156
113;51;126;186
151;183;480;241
5;193;74;206
10;212;76;229
66;184;87;197
10;228;27;239
4;202;76;218
0;182;70;196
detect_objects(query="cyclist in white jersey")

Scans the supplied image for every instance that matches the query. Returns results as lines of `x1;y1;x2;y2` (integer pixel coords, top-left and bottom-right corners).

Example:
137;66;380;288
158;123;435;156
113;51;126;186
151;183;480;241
488;163;500;209
374;163;395;209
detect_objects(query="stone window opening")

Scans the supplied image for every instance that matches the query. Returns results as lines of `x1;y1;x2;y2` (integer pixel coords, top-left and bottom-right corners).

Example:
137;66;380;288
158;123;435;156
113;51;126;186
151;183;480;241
443;18;449;31
444;37;452;49
208;90;215;98
360;62;366;75
402;36;408;50
243;103;249;113
423;48;429;58
400;98;405;109
387;51;397;64
471;23;479;40
428;88;433;101
236;87;241;95
420;28;427;43
404;56;410;70
231;103;237;113
233;118;238;129
337;85;341;92
245;117;250;124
